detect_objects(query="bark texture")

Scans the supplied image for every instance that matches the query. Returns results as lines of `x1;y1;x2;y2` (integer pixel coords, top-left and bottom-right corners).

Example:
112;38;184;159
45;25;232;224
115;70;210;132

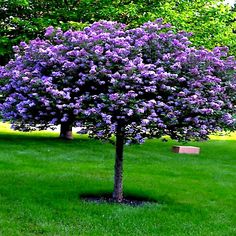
60;122;73;140
113;124;124;202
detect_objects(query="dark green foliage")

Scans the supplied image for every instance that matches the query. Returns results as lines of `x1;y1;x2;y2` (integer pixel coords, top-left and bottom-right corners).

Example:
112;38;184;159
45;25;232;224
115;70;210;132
0;0;86;64
77;0;236;54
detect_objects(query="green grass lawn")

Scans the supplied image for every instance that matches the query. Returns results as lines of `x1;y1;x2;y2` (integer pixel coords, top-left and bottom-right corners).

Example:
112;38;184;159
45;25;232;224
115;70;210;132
0;123;235;236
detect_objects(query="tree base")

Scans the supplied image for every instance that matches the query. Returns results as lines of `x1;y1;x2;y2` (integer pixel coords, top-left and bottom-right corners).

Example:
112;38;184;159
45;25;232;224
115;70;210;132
59;131;73;140
81;193;157;206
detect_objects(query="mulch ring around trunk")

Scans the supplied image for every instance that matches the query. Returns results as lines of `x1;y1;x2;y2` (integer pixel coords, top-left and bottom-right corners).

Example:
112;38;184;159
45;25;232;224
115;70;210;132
80;193;158;206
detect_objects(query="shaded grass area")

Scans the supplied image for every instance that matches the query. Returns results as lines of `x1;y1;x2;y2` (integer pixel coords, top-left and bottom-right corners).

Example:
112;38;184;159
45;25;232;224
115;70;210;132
0;123;236;235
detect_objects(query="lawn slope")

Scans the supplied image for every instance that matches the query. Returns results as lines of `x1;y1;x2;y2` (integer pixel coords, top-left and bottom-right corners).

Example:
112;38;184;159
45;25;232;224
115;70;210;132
0;123;235;235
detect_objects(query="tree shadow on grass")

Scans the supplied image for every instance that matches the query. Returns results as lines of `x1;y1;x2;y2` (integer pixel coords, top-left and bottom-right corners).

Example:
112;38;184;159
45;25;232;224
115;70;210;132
0;131;92;144
79;191;202;216
79;190;177;207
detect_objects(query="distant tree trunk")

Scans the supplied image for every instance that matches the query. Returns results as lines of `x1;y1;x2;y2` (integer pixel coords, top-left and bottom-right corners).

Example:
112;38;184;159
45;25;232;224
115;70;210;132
113;124;124;202
60;122;73;140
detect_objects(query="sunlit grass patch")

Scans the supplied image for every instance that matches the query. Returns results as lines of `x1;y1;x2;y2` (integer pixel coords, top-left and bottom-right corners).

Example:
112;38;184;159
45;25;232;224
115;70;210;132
0;122;235;235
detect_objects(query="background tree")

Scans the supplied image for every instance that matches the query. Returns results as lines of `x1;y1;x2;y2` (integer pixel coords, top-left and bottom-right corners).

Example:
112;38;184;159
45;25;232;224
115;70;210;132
0;0;236;65
79;0;236;54
1;20;235;202
0;0;86;65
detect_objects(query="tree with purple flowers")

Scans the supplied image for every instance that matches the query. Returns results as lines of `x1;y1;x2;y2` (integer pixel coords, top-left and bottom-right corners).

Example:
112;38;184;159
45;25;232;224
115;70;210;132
1;20;236;202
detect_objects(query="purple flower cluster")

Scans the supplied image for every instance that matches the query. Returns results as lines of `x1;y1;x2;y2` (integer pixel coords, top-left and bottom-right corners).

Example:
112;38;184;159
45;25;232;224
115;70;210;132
0;19;235;141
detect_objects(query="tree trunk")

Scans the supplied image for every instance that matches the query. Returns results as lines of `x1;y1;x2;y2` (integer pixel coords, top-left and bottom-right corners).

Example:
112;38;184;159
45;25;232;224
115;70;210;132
60;122;73;140
113;124;124;202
